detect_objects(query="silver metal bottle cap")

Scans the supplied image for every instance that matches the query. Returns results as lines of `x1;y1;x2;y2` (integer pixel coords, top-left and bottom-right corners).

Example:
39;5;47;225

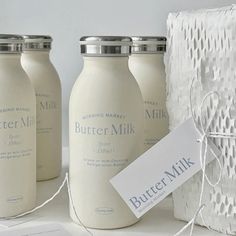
80;36;132;56
131;36;166;54
0;34;23;54
22;35;52;51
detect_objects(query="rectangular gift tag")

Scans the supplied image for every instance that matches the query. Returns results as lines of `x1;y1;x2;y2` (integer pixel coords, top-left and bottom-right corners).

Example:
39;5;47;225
110;118;220;218
0;224;71;236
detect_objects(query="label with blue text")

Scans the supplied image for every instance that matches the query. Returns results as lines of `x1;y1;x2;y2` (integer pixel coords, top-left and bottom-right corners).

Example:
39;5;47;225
110;118;219;218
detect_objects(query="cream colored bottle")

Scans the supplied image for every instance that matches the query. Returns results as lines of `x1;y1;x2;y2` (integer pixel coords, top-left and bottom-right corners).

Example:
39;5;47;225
0;35;36;216
69;36;144;229
129;37;168;151
21;35;61;181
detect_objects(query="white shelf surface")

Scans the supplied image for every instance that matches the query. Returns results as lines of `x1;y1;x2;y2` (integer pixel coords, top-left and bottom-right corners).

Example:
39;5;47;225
0;148;225;236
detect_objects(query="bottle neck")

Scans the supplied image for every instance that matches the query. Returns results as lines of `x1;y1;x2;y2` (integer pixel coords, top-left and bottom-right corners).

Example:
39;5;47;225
82;56;129;71
0;53;22;67
130;53;164;66
22;50;50;62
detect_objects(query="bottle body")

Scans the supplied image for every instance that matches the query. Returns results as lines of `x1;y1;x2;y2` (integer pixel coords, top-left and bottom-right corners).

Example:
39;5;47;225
129;54;168;151
21;52;62;181
69;57;143;229
0;54;36;216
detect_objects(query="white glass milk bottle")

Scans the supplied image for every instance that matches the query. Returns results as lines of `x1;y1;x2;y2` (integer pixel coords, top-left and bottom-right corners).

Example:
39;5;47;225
0;35;36;217
21;35;61;181
129;37;169;151
69;36;144;229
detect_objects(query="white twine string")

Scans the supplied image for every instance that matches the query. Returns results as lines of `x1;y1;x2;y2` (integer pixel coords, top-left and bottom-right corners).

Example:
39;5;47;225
0;173;93;236
1;77;235;236
174;78;236;236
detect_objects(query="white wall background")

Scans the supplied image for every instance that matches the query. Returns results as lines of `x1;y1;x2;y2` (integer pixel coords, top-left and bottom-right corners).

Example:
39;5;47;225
0;0;235;146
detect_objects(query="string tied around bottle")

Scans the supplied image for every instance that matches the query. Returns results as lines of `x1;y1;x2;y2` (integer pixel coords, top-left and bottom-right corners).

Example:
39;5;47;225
174;77;236;236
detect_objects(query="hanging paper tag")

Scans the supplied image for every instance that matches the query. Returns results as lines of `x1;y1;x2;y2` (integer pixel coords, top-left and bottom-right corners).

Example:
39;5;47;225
110;118;220;218
0;224;71;236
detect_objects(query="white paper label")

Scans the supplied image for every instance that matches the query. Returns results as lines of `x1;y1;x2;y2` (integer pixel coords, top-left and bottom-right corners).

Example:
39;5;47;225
0;216;38;227
0;224;71;236
110;118;219;218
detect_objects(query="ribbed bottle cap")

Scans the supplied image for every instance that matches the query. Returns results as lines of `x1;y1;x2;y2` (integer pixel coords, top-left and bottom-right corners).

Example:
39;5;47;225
22;35;52;51
0;34;23;53
80;36;132;56
131;36;166;54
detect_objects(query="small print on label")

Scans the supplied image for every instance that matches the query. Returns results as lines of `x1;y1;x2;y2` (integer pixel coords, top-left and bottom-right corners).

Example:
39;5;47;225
110;118;219;218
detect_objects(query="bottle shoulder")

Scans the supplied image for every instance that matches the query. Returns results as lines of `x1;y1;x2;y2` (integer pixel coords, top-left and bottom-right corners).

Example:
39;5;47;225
22;64;61;94
70;69;143;107
22;59;60;81
0;70;35;103
72;68;140;93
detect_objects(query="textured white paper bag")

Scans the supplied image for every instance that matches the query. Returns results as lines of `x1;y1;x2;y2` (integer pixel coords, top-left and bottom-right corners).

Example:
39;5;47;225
166;5;236;235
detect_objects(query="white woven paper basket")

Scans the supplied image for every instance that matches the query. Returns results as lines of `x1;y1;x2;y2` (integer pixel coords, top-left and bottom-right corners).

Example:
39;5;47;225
166;5;236;235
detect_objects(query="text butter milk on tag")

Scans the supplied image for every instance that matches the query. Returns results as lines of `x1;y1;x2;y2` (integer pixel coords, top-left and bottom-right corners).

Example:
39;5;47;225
110;118;220;218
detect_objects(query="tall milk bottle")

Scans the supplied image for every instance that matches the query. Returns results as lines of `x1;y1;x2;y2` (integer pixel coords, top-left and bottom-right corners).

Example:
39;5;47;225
129;37;169;151
21;35;61;181
69;36;144;229
0;34;36;216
